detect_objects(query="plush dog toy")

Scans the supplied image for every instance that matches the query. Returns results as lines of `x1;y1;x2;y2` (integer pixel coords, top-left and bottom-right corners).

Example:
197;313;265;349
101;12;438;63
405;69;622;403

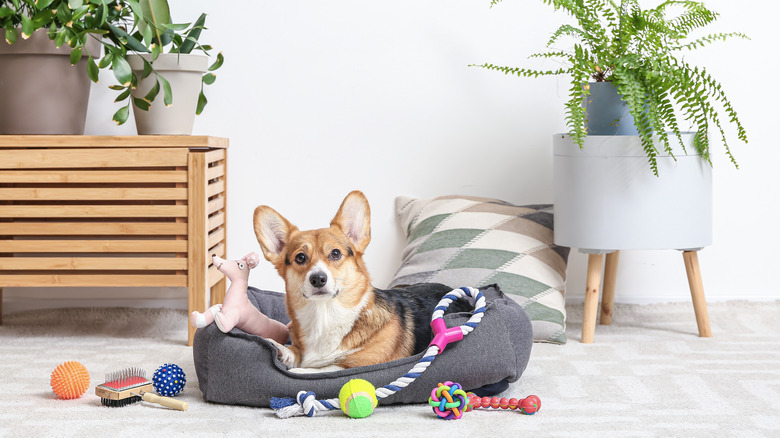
190;253;289;344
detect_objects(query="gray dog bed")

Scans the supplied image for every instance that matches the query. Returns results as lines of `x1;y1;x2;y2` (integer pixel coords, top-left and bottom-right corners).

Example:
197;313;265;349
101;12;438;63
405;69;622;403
193;284;533;407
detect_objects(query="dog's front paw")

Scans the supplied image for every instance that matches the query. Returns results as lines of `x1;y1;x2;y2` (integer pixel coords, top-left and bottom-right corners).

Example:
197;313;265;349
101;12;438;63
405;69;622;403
267;339;297;368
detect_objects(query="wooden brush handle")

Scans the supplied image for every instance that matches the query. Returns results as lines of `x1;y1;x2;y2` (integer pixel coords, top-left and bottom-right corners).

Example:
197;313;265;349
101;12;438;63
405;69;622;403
141;392;189;411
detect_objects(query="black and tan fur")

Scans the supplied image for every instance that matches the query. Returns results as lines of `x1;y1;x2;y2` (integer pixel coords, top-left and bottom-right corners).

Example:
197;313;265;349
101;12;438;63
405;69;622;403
253;191;469;371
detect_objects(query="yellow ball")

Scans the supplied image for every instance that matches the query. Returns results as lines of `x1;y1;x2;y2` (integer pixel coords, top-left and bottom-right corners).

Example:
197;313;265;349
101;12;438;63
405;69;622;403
338;379;378;418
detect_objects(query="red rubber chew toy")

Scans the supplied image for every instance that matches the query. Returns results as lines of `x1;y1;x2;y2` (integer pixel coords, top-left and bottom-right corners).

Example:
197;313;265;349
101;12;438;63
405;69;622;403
467;393;541;415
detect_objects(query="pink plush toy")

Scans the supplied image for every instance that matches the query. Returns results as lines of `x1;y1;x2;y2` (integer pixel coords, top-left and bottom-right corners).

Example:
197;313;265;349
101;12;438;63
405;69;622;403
190;253;289;345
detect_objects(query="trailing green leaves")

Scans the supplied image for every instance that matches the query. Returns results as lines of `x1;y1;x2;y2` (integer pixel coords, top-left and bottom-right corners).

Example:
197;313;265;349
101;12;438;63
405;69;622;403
475;0;748;175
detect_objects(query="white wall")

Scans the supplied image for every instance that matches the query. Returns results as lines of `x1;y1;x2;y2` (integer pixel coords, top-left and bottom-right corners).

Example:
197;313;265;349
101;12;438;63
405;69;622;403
5;0;778;313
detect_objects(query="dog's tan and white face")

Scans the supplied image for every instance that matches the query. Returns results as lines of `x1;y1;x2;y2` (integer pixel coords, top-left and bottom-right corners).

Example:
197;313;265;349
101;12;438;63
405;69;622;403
254;190;407;371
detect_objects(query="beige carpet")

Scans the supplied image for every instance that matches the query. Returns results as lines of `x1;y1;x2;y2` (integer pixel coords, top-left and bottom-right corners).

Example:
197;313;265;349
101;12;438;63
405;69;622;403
1;300;779;437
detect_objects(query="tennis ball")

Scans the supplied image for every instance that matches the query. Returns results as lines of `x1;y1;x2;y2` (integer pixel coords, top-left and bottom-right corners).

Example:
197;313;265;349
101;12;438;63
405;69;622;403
338;379;378;419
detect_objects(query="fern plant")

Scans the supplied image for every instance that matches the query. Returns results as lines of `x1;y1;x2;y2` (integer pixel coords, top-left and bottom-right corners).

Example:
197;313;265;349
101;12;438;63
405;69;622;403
475;0;748;175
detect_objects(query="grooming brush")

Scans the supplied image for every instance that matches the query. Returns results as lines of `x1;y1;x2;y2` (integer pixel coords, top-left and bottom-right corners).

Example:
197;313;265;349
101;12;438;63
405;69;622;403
95;367;188;411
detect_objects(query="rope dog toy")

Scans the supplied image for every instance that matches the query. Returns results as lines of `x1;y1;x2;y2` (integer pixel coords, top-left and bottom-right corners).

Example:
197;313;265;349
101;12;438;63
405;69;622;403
270;286;486;418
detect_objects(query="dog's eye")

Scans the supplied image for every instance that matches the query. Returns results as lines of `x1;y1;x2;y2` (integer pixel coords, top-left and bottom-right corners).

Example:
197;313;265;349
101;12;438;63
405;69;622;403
294;253;307;265
330;249;342;260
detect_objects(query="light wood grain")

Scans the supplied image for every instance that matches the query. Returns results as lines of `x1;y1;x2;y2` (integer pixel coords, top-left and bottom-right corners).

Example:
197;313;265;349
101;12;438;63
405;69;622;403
2;222;187;236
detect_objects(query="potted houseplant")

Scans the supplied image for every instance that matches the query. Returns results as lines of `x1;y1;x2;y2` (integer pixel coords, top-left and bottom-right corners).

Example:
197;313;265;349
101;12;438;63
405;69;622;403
475;0;750;342
0;0;104;134
474;0;749;250
111;0;224;134
475;0;748;176
0;0;222;134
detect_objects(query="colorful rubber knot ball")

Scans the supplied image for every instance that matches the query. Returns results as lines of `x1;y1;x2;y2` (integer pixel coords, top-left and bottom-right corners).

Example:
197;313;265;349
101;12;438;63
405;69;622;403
153;363;186;397
339;379;378;419
428;381;469;420
50;361;90;400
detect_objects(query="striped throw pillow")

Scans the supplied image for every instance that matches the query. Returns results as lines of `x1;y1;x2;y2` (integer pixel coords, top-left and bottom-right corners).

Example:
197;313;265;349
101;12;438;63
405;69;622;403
390;195;570;344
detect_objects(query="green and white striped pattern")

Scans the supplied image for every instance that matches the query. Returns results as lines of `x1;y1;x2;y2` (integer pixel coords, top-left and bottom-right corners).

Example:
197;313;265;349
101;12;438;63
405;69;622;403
390;195;570;344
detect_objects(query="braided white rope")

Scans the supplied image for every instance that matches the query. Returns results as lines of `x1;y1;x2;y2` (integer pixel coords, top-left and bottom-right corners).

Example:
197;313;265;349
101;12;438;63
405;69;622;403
272;286;486;418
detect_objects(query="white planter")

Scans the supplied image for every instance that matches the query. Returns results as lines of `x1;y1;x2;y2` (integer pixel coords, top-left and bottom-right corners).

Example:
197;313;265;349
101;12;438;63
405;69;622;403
553;133;712;251
127;53;208;135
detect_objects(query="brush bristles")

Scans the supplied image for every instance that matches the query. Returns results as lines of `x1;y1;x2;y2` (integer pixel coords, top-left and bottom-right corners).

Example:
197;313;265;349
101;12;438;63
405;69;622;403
101;395;142;408
104;367;147;385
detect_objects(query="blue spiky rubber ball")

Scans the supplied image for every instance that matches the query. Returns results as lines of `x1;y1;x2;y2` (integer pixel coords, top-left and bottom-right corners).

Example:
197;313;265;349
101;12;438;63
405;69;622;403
153;363;186;397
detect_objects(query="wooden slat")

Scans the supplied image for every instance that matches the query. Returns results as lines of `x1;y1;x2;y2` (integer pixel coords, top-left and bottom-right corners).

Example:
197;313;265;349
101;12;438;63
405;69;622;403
0;187;188;201
0;135;228;149
0;205;188;218
206;164;225;181
0;148;189;169
207;212;225;232
208;227;225;249
207;180;225;198
0;239;188;253
0;274;187;287
0;257;187;270
208;243;226;260
208;264;223;288
0;169;187;183
205;149;226;163
207;196;225;215
2;222;188;235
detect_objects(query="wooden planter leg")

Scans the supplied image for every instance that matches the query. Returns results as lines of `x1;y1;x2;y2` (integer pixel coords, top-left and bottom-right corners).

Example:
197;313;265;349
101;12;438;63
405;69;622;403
683;250;712;337
582;253;604;343
600;251;619;325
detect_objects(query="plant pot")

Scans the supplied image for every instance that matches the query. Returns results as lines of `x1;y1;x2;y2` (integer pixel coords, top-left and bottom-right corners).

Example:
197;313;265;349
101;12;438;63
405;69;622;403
127;53;208;135
0;29;99;135
583;81;638;135
553;133;712;251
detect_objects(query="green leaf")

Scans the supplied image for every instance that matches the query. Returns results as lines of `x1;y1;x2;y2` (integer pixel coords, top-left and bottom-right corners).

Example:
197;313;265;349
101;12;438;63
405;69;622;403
196;90;207;115
0;8;14;19
4;25;18;44
35;0;56;9
133;97;150;111
141;58;153;78
87;55;99;82
107;23;149;53
69;0;84;8
143;80;160;102
112;56;133;87
69;47;82;65
208;52;224;71
98;52;113;68
138;0;171;47
114;87;131;102
202;73;216;85
179;14;206;53
20;14;33;39
158;74;172;106
113;105;130;125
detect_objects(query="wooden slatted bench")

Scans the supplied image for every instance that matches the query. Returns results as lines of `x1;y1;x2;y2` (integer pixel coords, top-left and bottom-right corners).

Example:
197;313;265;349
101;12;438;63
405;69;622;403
0;135;228;345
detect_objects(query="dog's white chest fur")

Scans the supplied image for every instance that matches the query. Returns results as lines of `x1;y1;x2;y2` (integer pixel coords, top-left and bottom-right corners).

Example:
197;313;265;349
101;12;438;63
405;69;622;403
294;294;368;369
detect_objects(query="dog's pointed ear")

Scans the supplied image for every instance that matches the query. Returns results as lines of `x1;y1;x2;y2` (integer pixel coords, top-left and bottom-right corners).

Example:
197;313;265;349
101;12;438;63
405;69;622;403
254;205;297;265
331;190;371;253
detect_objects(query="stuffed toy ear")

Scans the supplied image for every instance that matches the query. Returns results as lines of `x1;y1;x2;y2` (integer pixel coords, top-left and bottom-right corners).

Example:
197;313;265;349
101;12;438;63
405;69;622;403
331;191;371;253
254;205;297;266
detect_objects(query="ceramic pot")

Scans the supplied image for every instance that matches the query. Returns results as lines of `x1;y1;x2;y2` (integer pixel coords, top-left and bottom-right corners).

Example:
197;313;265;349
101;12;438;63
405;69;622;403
127;53;208;135
0;29;99;134
583;81;638;135
553;133;712;251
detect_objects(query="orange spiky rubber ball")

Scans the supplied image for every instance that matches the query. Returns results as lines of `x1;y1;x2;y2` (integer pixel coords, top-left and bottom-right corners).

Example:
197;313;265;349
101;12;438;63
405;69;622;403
50;361;90;400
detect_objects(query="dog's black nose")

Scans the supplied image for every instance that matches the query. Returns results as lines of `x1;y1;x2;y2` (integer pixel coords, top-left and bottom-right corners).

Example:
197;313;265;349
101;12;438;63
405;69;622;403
309;272;328;288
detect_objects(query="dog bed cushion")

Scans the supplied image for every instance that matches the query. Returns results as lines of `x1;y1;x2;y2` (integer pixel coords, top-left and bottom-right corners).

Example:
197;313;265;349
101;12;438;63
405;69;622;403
193;284;533;408
390;195;571;344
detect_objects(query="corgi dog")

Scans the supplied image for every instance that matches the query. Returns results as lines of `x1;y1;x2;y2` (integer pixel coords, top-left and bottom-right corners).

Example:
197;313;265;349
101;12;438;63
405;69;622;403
253;191;470;371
